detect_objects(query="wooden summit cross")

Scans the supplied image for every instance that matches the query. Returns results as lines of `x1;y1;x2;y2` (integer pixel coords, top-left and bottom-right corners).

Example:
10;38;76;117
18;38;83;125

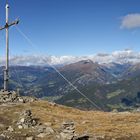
0;2;19;91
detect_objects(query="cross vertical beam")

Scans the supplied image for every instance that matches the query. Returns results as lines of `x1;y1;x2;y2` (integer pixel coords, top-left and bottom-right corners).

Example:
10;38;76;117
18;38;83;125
0;3;19;91
4;4;9;91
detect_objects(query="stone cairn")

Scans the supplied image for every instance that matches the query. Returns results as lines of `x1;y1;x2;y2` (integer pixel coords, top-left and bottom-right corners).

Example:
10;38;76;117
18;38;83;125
0;90;36;104
59;121;90;140
17;110;37;129
60;121;76;140
17;109;55;138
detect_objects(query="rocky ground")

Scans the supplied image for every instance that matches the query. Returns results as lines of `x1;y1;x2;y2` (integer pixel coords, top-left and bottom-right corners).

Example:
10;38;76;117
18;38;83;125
0;93;140;140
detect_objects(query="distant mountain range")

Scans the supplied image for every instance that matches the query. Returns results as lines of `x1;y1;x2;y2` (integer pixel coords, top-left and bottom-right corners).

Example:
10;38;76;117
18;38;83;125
56;60;140;111
1;52;140;111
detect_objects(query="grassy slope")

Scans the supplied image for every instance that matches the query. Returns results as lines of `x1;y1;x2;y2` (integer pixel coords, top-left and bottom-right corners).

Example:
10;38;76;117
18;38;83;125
0;100;140;139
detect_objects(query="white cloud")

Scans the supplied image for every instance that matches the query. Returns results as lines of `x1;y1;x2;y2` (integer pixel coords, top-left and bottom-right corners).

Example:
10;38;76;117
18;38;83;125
0;49;140;66
121;13;140;29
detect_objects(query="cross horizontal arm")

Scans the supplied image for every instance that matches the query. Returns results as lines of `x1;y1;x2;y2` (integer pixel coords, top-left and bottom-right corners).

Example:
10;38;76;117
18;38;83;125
7;19;19;28
0;19;19;30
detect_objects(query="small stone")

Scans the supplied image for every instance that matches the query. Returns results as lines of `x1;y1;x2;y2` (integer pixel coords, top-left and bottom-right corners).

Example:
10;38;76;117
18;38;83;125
11;92;18;99
81;120;90;124
37;125;54;134
18;98;24;103
45;127;54;134
23;124;29;129
32;120;37;126
62;121;74;127
29;98;36;102
63;129;75;133
56;135;61;139
18;125;23;129
20;118;25;123
49;102;56;106
37;133;47;138
37;126;46;133
60;132;74;140
24;110;32;116
26;136;34;140
44;122;52;126
7;126;14;132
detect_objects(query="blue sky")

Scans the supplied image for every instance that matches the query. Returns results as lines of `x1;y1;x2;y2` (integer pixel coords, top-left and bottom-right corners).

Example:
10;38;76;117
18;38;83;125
0;0;140;56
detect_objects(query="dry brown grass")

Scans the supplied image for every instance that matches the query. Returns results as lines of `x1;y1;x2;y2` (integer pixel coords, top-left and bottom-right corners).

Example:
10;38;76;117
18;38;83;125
0;100;140;139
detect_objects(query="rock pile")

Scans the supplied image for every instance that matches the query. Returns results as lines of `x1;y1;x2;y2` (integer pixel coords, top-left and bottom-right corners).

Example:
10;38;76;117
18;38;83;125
0;90;18;103
17;110;37;129
16;109;55;138
59;121;90;140
0;90;36;104
60;121;76;140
